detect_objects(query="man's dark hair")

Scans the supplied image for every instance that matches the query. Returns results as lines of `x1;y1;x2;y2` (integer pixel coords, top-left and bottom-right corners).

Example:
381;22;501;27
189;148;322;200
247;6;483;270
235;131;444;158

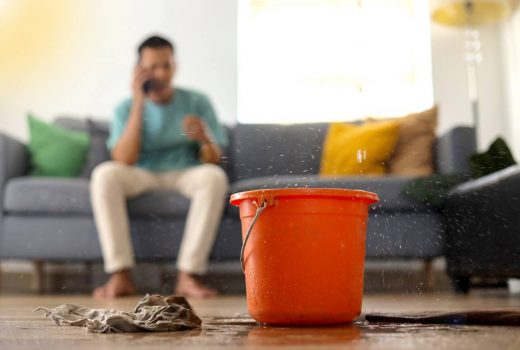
137;35;175;58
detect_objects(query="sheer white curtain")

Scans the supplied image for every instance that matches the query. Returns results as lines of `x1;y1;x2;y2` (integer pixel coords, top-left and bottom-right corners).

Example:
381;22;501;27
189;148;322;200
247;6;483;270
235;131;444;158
238;0;434;123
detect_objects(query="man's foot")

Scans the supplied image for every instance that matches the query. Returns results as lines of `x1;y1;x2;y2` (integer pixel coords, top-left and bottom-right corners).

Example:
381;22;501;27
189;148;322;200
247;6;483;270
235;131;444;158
93;270;136;299
174;271;219;299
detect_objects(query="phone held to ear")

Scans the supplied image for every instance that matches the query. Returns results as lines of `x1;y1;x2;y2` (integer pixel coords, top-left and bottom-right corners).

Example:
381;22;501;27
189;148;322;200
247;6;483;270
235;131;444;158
142;80;153;94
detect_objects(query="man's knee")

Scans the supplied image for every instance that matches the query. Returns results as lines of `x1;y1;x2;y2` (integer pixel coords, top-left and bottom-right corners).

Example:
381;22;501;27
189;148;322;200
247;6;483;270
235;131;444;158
90;161;126;188
198;164;229;192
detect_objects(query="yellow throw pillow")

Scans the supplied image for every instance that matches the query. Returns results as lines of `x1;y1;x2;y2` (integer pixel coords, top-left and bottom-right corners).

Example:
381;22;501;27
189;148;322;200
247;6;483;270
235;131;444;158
320;120;401;176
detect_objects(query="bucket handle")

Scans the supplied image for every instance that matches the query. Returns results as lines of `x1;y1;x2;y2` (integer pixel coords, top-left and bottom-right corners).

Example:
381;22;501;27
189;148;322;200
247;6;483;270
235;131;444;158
240;199;268;273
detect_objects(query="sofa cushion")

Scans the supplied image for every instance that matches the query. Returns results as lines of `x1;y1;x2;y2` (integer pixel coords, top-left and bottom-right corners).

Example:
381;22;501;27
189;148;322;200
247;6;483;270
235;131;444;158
228;175;434;215
3;177;190;217
231;123;327;181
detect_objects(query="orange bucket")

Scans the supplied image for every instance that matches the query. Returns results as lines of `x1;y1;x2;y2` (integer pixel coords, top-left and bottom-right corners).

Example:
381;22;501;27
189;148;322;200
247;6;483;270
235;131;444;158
230;188;379;326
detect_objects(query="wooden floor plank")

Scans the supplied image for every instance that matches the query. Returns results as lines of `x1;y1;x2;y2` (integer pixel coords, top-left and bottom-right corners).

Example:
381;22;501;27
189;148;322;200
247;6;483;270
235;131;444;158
1;293;520;349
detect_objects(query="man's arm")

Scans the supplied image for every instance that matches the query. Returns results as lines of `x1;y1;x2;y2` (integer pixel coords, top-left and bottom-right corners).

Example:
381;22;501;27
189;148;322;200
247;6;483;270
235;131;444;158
111;66;150;165
111;98;144;165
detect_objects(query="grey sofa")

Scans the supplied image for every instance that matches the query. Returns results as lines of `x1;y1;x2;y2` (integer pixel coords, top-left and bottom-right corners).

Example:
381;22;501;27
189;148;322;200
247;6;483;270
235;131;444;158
444;164;520;293
0;118;476;275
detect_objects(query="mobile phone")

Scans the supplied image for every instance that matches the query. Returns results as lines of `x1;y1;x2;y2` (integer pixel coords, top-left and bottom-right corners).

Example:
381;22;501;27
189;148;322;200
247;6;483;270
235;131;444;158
142;80;153;94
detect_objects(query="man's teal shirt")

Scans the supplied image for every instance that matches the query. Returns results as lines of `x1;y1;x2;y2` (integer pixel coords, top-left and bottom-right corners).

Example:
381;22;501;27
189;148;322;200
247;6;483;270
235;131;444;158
107;87;228;172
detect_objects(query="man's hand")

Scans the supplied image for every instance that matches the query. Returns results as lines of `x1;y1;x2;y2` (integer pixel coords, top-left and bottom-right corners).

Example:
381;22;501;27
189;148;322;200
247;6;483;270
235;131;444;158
183;115;222;164
132;65;153;102
183;115;212;143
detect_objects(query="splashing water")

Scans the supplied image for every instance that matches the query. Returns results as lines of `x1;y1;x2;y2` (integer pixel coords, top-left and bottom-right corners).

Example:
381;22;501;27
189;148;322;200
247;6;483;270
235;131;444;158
357;148;367;176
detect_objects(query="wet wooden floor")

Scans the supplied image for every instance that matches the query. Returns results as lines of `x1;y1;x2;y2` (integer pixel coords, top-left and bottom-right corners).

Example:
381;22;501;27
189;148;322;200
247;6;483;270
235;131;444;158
1;293;520;349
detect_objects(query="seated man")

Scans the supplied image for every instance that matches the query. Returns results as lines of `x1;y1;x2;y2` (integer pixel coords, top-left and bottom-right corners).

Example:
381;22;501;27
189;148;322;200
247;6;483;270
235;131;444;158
91;35;229;299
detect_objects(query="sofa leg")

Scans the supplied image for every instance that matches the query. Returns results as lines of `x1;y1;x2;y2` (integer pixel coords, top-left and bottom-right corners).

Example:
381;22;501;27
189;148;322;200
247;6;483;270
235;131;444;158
451;275;471;294
84;261;93;290
423;259;434;291
31;260;45;294
160;265;171;292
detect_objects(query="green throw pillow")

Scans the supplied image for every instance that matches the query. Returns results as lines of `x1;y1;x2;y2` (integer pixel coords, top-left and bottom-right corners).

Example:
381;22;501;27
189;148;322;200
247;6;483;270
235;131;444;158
470;137;517;178
28;114;90;177
402;136;517;208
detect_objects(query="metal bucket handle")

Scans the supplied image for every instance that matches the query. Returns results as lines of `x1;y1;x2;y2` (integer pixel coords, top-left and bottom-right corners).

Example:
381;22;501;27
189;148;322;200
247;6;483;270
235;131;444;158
240;198;268;273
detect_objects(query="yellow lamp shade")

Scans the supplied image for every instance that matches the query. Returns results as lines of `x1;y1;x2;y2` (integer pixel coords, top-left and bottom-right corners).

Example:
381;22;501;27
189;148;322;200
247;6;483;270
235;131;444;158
431;0;517;27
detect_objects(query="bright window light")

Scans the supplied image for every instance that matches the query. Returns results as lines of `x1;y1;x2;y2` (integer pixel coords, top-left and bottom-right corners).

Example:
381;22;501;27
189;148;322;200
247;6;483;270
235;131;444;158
238;0;434;123
0;0;14;18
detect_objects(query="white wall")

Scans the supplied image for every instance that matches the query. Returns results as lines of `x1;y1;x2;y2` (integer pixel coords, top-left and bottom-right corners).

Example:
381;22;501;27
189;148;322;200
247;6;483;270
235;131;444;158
0;0;237;141
431;24;507;151
0;0;512;153
501;10;520;159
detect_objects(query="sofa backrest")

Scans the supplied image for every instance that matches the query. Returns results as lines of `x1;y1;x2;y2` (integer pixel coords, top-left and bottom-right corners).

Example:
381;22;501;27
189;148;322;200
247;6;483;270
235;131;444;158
55;117;109;133
54;117;476;181
434;126;476;176
54;117;236;180
230;124;477;181
55;117;328;182
230;123;328;181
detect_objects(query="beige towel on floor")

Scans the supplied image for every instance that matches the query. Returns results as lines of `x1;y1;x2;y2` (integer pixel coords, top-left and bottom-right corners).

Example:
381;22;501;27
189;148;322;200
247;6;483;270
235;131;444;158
35;294;202;333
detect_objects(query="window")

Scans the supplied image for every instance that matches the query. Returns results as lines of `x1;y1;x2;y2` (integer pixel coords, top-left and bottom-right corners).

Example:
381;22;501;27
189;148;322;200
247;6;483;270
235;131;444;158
238;0;434;123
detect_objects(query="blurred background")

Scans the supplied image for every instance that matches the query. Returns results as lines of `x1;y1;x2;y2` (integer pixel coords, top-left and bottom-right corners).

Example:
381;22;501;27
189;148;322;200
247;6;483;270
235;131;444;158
0;0;518;157
1;0;520;295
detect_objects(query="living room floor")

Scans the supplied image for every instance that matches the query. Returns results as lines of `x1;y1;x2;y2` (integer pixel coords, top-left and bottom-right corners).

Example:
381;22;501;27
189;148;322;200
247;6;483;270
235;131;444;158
1;292;520;350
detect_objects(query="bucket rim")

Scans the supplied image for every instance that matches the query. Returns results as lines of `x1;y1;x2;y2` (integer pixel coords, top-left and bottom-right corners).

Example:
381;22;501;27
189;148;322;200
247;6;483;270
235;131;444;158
230;188;379;206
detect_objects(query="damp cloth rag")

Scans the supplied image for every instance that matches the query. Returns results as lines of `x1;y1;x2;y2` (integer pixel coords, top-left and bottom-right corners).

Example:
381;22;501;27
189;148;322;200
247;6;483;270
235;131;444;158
365;311;520;326
34;294;202;333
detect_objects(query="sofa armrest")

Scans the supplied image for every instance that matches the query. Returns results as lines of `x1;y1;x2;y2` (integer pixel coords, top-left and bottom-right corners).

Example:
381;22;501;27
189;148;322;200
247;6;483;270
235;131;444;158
435;126;476;176
443;165;520;280
0;132;29;212
449;164;520;197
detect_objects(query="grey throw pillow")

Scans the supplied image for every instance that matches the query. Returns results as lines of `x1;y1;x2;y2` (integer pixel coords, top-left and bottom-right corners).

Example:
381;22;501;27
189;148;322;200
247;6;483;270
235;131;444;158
81;119;111;178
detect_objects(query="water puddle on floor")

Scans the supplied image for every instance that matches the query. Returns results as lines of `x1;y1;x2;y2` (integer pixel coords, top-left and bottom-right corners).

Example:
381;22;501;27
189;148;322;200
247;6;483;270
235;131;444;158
199;315;481;347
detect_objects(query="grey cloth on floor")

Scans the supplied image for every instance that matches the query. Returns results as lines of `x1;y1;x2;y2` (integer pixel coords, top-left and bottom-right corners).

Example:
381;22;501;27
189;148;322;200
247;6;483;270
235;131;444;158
34;294;202;333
